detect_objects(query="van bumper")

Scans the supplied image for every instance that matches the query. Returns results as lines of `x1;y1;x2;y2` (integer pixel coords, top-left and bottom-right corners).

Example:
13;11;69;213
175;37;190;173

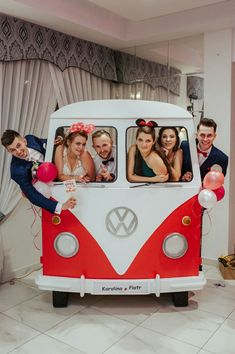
35;272;206;297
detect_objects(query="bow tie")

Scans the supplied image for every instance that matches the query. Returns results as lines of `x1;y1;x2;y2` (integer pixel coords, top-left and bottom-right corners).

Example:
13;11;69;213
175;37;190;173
197;148;207;158
102;157;114;165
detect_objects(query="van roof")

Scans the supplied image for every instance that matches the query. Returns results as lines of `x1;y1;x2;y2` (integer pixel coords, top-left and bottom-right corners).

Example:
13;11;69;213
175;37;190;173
51;99;192;119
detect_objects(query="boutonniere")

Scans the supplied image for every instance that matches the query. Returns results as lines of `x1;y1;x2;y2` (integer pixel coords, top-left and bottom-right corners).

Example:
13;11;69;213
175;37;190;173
31;161;41;178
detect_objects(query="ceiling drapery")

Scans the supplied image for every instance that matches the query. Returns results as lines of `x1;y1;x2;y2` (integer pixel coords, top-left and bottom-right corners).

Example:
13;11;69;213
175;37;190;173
0;13;181;95
114;51;181;95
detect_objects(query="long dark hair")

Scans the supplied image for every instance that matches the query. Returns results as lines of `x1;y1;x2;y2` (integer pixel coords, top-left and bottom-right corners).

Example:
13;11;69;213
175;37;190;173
157;127;180;152
134;121;173;180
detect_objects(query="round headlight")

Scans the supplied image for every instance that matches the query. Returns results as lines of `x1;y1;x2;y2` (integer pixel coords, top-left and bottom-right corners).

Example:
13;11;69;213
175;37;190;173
54;232;79;258
162;233;188;259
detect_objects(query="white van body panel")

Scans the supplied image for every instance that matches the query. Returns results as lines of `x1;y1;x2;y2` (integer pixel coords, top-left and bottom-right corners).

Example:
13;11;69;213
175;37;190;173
36;100;205;298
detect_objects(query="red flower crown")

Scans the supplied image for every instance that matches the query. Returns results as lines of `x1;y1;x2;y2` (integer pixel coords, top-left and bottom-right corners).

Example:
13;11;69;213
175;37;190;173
68;122;95;135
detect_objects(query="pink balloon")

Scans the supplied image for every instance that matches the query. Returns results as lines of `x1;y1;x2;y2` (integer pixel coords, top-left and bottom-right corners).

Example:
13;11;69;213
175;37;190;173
213;186;225;201
203;171;224;190
37;162;57;183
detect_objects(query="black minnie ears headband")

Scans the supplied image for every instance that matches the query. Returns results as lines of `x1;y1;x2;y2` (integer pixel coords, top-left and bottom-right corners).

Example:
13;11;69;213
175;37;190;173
135;119;158;128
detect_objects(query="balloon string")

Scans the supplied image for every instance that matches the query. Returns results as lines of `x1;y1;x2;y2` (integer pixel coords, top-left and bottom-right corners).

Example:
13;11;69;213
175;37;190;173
202;209;212;236
27;204;42;250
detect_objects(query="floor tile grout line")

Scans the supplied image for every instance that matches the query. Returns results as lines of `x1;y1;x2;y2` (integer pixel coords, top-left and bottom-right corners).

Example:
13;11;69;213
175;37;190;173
5;332;43;354
0;291;46;313
198;314;229;353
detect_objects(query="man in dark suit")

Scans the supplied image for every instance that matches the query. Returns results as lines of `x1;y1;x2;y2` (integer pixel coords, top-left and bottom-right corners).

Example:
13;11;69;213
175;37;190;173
1;129;76;214
181;118;228;181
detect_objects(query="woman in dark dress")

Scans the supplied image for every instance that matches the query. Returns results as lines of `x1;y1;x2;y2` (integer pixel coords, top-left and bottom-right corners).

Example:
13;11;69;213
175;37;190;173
127;120;171;183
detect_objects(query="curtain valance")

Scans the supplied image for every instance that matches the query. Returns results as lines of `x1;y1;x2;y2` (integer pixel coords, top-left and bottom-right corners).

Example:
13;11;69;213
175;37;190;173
114;51;181;95
0;13;117;81
0;13;180;95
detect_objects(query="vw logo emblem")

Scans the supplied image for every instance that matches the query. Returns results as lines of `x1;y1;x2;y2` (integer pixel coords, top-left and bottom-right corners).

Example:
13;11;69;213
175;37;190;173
106;207;138;237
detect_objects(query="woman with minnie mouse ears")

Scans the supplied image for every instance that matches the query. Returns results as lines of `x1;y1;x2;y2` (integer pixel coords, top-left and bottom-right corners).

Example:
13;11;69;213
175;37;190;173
54;122;95;183
127;119;172;183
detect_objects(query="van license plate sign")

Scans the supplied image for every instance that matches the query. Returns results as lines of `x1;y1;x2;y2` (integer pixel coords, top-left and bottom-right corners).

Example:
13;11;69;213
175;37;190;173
94;282;148;294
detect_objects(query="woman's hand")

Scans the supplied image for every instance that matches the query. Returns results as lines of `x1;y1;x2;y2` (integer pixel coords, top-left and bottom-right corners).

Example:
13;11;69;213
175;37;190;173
75;175;90;183
54;136;64;145
162;147;169;156
151;174;169;182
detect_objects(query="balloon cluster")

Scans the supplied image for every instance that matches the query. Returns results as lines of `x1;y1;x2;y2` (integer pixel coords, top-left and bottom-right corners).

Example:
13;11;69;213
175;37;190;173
198;165;225;209
34;162;58;198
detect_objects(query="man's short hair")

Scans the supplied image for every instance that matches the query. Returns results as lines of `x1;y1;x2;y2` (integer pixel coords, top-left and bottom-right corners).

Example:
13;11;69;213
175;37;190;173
197;118;217;132
1;129;21;148
92;129;112;142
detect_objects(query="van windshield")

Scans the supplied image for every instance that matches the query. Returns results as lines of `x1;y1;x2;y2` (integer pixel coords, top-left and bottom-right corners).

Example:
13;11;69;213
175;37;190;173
51;125;192;184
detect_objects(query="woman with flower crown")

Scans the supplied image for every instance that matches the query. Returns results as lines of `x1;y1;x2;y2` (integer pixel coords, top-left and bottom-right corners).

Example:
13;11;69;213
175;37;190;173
54;122;95;182
127;119;171;183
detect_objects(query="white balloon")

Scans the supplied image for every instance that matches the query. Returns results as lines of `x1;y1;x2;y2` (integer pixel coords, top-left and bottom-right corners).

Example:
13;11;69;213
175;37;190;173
34;180;51;198
198;189;217;209
211;164;222;173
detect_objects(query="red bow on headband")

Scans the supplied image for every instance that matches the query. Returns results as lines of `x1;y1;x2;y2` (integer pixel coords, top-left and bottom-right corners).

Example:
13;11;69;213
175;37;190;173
136;119;158;128
139;121;154;127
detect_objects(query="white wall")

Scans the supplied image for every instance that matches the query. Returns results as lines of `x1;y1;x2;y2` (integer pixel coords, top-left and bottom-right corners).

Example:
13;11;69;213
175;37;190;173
202;29;233;260
0;198;41;282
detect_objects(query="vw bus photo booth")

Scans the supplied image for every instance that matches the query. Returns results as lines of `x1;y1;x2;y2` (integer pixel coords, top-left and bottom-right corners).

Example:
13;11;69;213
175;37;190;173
36;100;206;307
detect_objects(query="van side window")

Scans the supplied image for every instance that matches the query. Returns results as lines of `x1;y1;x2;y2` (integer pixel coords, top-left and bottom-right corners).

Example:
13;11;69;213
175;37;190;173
53;126;117;183
126;126;192;183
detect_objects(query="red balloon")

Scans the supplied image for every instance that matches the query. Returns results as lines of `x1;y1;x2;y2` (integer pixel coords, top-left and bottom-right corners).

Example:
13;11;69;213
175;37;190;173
213;186;225;201
37;162;57;183
203;171;224;190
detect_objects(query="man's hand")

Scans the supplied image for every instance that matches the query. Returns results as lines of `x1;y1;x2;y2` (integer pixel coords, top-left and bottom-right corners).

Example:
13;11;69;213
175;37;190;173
96;173;103;182
181;171;193;181
97;165;114;181
62;197;77;210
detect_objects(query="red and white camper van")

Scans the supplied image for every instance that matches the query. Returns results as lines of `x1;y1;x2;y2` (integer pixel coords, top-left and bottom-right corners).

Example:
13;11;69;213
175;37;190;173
36;100;206;307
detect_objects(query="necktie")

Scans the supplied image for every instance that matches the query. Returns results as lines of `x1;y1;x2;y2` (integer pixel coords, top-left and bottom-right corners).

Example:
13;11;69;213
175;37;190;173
197;148;207;158
102;157;114;165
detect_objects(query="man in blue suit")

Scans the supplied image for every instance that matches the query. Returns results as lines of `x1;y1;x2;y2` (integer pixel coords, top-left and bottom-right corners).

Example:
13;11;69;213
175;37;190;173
1;129;76;214
181;118;228;181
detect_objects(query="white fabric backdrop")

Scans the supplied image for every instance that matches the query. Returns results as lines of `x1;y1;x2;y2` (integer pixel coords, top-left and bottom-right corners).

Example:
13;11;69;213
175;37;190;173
49;64;111;106
0;60;57;216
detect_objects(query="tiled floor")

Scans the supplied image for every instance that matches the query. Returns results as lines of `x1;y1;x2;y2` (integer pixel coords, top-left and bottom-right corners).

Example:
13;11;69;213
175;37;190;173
0;266;235;354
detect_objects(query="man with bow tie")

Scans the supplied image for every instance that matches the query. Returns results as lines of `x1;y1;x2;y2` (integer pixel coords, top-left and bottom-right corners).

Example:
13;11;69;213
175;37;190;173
1;129;77;214
181;118;228;181
92;129;116;182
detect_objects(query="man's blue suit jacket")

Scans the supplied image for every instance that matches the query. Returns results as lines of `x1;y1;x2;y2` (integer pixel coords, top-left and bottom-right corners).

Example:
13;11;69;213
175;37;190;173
10;135;58;214
180;140;228;181
199;145;228;180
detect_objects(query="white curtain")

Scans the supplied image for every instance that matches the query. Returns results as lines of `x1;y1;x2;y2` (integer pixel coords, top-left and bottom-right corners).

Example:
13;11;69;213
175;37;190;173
49;63;177;106
0;60;57;216
110;82;177;103
49;64;111;106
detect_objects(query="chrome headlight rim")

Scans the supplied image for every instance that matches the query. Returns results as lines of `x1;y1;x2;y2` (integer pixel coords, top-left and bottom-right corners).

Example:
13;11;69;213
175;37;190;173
162;232;188;259
54;232;79;258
